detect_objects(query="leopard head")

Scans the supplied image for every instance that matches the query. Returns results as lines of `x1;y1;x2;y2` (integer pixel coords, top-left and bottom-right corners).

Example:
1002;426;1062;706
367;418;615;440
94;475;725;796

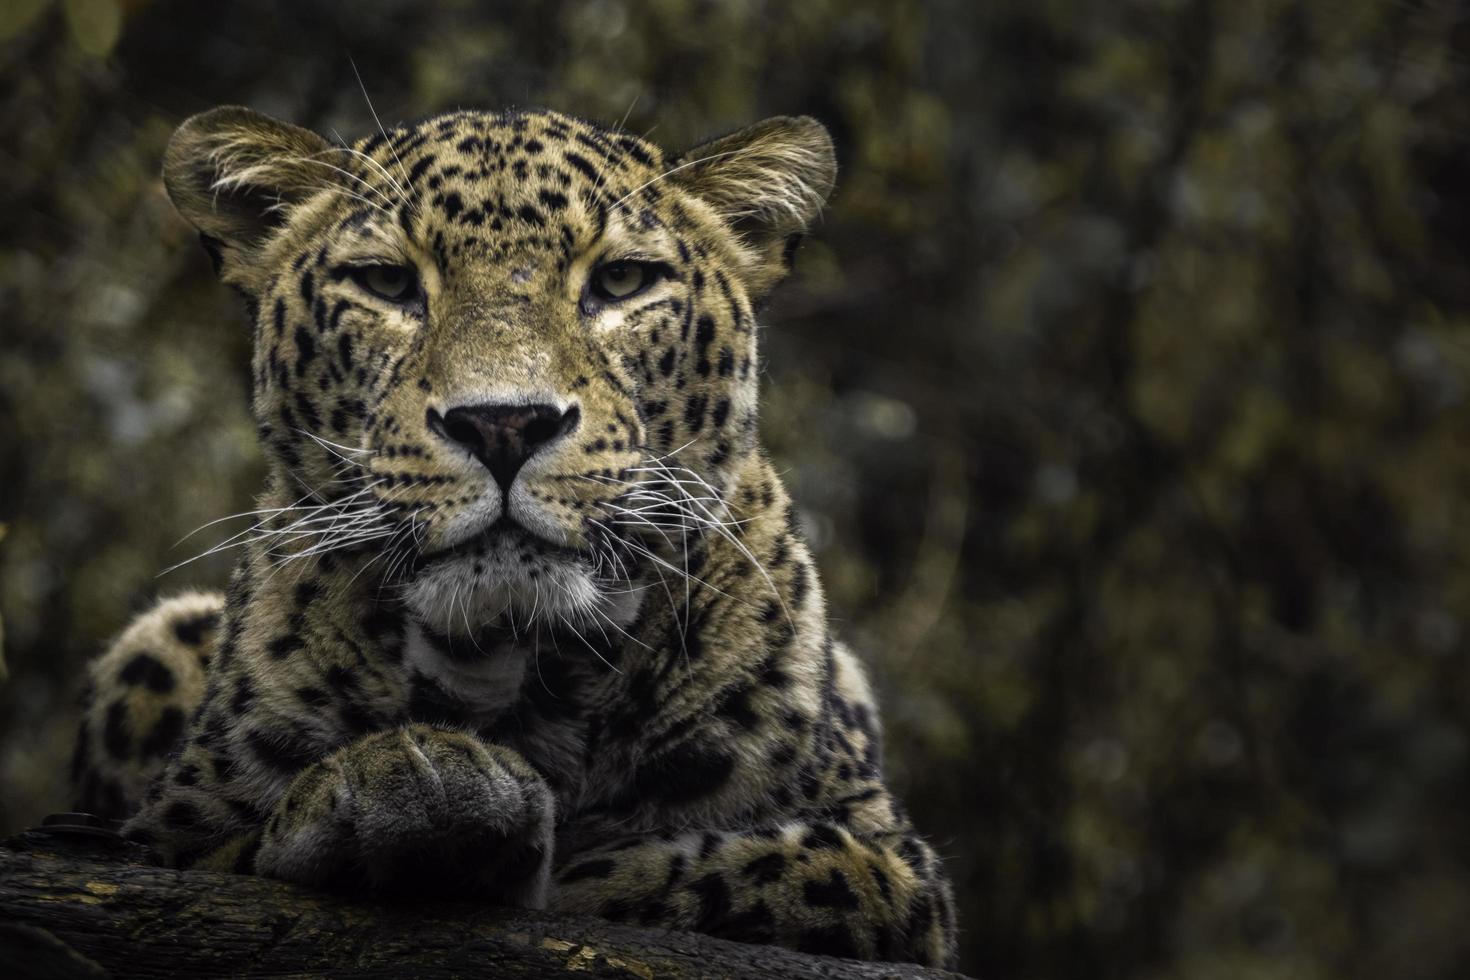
163;106;835;634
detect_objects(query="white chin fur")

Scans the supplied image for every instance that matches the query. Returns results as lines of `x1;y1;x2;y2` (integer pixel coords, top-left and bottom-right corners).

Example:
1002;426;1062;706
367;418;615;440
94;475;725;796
404;542;643;637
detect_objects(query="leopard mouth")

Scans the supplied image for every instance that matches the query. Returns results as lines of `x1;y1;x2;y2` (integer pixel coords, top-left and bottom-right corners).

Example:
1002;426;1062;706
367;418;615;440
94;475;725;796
403;514;641;637
419;517;582;567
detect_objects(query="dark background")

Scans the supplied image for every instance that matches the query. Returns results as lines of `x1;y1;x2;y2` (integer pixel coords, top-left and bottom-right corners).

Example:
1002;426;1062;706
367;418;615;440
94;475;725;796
4;1;1470;977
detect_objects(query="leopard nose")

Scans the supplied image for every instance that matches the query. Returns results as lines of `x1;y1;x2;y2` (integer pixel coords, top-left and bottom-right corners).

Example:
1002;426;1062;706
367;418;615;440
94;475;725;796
429;402;580;492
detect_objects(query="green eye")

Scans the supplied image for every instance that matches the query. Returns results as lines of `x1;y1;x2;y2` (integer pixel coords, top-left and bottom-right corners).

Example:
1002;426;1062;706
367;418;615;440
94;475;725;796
590;261;655;302
352;264;419;303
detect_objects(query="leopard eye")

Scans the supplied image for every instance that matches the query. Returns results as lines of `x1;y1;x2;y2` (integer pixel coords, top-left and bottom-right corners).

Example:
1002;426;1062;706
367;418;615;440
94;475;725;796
351;264;419;304
590;261;654;302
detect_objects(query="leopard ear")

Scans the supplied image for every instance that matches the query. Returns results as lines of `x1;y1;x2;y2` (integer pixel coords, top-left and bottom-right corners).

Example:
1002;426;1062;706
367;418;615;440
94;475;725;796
163;106;334;278
673;116;836;295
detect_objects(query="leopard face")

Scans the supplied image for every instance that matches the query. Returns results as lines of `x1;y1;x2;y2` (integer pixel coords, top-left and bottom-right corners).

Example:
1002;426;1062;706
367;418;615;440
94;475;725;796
168;108;835;638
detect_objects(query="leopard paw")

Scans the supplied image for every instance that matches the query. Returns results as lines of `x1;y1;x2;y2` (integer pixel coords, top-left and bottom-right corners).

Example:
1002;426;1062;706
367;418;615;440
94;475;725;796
254;725;554;906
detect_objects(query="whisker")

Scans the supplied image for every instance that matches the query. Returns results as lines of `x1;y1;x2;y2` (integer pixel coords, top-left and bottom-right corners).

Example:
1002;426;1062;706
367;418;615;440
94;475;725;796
556;612;623;675
350;58;416;216
607;149;744;214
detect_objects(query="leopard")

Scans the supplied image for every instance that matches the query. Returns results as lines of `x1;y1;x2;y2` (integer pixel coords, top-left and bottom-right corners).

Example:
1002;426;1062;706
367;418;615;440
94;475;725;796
69;103;957;967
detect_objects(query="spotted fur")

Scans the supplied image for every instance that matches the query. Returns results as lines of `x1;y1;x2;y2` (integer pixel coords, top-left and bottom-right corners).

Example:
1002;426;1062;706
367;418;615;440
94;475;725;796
70;105;956;967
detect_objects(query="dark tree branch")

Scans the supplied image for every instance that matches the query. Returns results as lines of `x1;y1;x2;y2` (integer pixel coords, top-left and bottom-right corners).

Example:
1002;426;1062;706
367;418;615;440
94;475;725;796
0;832;969;980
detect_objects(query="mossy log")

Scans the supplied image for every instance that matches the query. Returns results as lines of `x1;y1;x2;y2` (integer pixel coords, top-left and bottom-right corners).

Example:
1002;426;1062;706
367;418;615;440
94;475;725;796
0;830;967;979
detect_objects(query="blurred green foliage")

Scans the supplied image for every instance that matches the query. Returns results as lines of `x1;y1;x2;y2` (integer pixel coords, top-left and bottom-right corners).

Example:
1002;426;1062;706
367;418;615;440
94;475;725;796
3;1;1470;977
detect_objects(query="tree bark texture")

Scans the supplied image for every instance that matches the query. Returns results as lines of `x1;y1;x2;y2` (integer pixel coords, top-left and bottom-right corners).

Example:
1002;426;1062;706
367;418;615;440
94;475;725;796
0;831;969;979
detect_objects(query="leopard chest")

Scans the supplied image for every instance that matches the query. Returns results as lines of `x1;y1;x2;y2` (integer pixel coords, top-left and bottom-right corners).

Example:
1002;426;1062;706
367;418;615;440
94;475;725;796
400;620;607;800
